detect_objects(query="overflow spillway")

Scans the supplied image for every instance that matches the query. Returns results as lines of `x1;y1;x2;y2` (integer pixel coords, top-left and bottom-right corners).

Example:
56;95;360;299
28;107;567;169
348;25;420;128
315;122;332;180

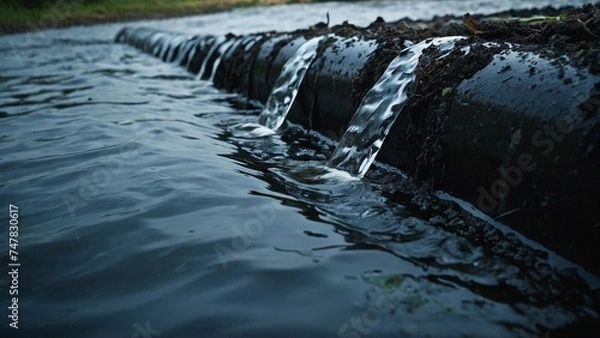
114;14;600;275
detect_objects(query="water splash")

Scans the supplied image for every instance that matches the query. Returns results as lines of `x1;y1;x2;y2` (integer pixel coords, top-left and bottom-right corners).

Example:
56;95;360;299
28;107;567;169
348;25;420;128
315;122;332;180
258;35;327;130
228;122;276;138
328;36;465;177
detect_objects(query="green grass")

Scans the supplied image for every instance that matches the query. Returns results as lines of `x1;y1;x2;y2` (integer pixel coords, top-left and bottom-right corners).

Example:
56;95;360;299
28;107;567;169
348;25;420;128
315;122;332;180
0;0;299;34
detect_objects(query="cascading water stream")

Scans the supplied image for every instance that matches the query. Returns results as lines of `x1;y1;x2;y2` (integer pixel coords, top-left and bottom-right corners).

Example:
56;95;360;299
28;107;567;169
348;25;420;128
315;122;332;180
158;35;175;60
327;36;465;177
187;38;211;70
226;35;327;139
165;35;187;62
175;38;197;66
122;29;461;179
120;28;325;134
257;35;327;130
208;39;240;82
197;37;226;80
150;32;167;55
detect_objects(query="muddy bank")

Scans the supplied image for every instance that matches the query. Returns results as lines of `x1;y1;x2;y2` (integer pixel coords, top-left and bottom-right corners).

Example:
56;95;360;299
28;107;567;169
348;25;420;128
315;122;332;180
376;4;600;276
115;4;600;277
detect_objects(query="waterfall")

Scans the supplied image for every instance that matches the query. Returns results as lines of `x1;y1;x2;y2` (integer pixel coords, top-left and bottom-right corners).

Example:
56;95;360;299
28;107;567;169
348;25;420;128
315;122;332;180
197;37;226;80
165;35;187;63
208;38;240;82
174;38;197;66
327;36;464;178
158;34;173;60
187;37;212;71
150;32;167;55
257;35;327;130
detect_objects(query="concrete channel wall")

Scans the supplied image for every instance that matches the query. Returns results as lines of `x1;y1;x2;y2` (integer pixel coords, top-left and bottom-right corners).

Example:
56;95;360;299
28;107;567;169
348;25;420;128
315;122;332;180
115;26;600;274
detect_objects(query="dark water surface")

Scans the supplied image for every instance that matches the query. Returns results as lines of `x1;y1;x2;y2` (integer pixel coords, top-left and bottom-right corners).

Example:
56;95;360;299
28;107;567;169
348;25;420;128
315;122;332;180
0;1;598;337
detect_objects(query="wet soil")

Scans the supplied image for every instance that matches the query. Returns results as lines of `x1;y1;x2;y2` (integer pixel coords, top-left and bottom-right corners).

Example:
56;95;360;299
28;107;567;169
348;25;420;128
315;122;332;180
230;4;600;291
347;3;600;183
226;2;600;189
109;3;600;334
365;165;600;338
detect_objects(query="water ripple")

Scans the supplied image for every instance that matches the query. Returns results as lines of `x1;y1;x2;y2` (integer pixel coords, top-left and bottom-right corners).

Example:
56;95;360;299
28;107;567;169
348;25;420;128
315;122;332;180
0;2;598;337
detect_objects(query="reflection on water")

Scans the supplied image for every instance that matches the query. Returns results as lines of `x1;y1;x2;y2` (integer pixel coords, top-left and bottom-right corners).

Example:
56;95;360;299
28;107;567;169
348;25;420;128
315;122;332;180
0;0;598;337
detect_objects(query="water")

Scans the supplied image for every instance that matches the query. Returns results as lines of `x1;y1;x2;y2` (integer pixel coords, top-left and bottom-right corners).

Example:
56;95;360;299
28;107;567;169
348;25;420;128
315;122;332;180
328;37;463;177
209;38;241;82
197;36;226;80
0;1;598;337
258;35;326;130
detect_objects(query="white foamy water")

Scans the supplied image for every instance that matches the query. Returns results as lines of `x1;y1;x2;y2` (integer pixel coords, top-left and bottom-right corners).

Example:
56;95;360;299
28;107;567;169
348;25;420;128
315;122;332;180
229;122;277;138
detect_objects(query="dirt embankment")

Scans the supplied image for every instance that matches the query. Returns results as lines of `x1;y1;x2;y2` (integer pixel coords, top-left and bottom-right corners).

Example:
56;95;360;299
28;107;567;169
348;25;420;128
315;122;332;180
218;3;600;183
224;3;599;279
308;3;600;183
